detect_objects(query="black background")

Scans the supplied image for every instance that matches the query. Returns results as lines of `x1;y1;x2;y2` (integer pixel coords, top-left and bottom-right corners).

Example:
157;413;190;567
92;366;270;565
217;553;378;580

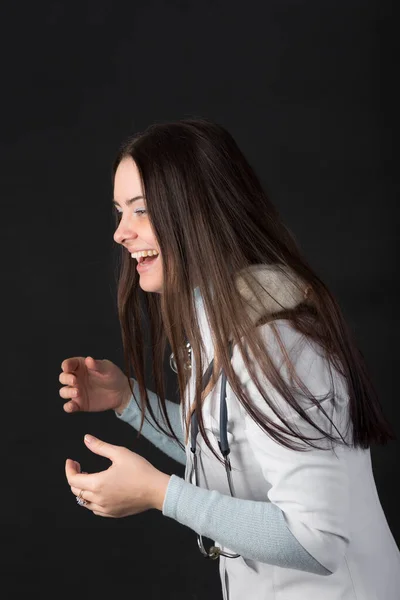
1;1;398;598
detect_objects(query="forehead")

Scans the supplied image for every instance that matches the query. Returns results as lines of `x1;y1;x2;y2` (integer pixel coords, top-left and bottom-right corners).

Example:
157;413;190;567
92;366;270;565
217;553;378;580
114;157;144;200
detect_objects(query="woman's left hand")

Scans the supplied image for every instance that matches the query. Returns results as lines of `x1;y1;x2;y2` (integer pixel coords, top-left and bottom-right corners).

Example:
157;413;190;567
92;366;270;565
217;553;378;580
65;434;171;518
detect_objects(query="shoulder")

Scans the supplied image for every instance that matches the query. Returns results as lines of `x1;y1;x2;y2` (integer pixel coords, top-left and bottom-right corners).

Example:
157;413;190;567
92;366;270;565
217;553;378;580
231;318;325;384
230;318;348;418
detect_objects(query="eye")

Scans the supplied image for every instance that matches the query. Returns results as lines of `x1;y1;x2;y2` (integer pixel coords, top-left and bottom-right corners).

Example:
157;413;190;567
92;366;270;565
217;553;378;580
114;207;147;220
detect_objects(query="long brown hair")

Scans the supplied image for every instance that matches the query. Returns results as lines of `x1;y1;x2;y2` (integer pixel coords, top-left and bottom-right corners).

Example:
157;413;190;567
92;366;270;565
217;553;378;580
111;117;395;465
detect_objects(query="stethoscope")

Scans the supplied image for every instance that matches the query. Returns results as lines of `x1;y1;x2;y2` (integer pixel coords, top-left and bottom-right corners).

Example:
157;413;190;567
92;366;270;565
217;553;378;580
170;339;241;560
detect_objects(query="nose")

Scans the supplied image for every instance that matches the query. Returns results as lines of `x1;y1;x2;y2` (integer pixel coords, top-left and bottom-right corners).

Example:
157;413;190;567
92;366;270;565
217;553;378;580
113;219;138;246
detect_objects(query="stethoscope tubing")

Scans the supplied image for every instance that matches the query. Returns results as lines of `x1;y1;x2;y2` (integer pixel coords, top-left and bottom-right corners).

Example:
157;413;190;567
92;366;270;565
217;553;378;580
190;340;240;559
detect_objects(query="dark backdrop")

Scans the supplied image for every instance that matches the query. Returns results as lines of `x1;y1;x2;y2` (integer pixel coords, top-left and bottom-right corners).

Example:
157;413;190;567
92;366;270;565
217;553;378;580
1;1;397;599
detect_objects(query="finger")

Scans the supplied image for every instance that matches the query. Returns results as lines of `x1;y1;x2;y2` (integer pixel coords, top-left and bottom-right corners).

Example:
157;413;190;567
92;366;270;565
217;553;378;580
59;372;77;386
78;500;107;513
84;435;120;461
65;459;98;490
59;385;81;412
63;400;81;413
70;491;109;516
70;486;95;502
61;358;80;373
65;459;79;476
59;386;79;400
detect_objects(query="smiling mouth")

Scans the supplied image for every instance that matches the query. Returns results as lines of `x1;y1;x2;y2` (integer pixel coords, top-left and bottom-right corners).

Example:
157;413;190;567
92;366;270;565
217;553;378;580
131;251;159;262
136;254;160;269
140;255;158;265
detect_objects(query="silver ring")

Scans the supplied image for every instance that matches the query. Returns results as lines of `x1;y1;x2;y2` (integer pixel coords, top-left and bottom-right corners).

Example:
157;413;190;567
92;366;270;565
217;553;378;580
76;490;87;507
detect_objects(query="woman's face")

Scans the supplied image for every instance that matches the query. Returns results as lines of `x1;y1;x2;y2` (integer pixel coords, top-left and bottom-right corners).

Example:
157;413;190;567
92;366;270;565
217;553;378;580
113;157;163;293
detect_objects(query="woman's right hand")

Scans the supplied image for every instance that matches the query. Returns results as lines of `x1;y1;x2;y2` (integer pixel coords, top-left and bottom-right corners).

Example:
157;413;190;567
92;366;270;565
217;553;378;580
59;356;132;414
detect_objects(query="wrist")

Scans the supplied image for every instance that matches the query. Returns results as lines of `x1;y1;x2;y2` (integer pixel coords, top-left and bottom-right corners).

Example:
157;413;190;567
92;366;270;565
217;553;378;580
115;383;132;415
152;472;172;511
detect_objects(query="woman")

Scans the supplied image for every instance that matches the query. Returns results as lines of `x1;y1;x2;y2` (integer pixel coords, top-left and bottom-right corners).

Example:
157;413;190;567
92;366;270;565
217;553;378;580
60;118;400;599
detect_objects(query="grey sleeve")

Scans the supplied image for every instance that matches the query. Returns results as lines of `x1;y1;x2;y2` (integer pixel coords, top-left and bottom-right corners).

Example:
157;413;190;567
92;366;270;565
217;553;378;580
162;475;331;575
115;378;186;466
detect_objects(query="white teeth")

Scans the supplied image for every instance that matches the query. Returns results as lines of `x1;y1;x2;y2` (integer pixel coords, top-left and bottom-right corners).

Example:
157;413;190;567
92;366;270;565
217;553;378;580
130;250;159;261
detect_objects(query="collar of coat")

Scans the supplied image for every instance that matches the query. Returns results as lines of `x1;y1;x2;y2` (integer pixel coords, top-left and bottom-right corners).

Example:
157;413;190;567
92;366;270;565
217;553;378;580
233;263;311;324
194;263;310;326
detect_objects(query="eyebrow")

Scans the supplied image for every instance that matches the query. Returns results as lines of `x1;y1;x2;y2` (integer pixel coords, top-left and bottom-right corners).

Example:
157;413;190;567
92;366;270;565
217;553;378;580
112;195;146;207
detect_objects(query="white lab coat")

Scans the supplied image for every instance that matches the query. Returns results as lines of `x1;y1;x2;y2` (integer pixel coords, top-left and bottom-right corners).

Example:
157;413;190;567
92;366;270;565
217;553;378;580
182;291;400;599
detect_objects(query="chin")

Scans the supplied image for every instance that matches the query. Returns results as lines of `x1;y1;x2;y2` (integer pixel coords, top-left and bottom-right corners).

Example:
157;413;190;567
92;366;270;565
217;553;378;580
138;278;163;294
